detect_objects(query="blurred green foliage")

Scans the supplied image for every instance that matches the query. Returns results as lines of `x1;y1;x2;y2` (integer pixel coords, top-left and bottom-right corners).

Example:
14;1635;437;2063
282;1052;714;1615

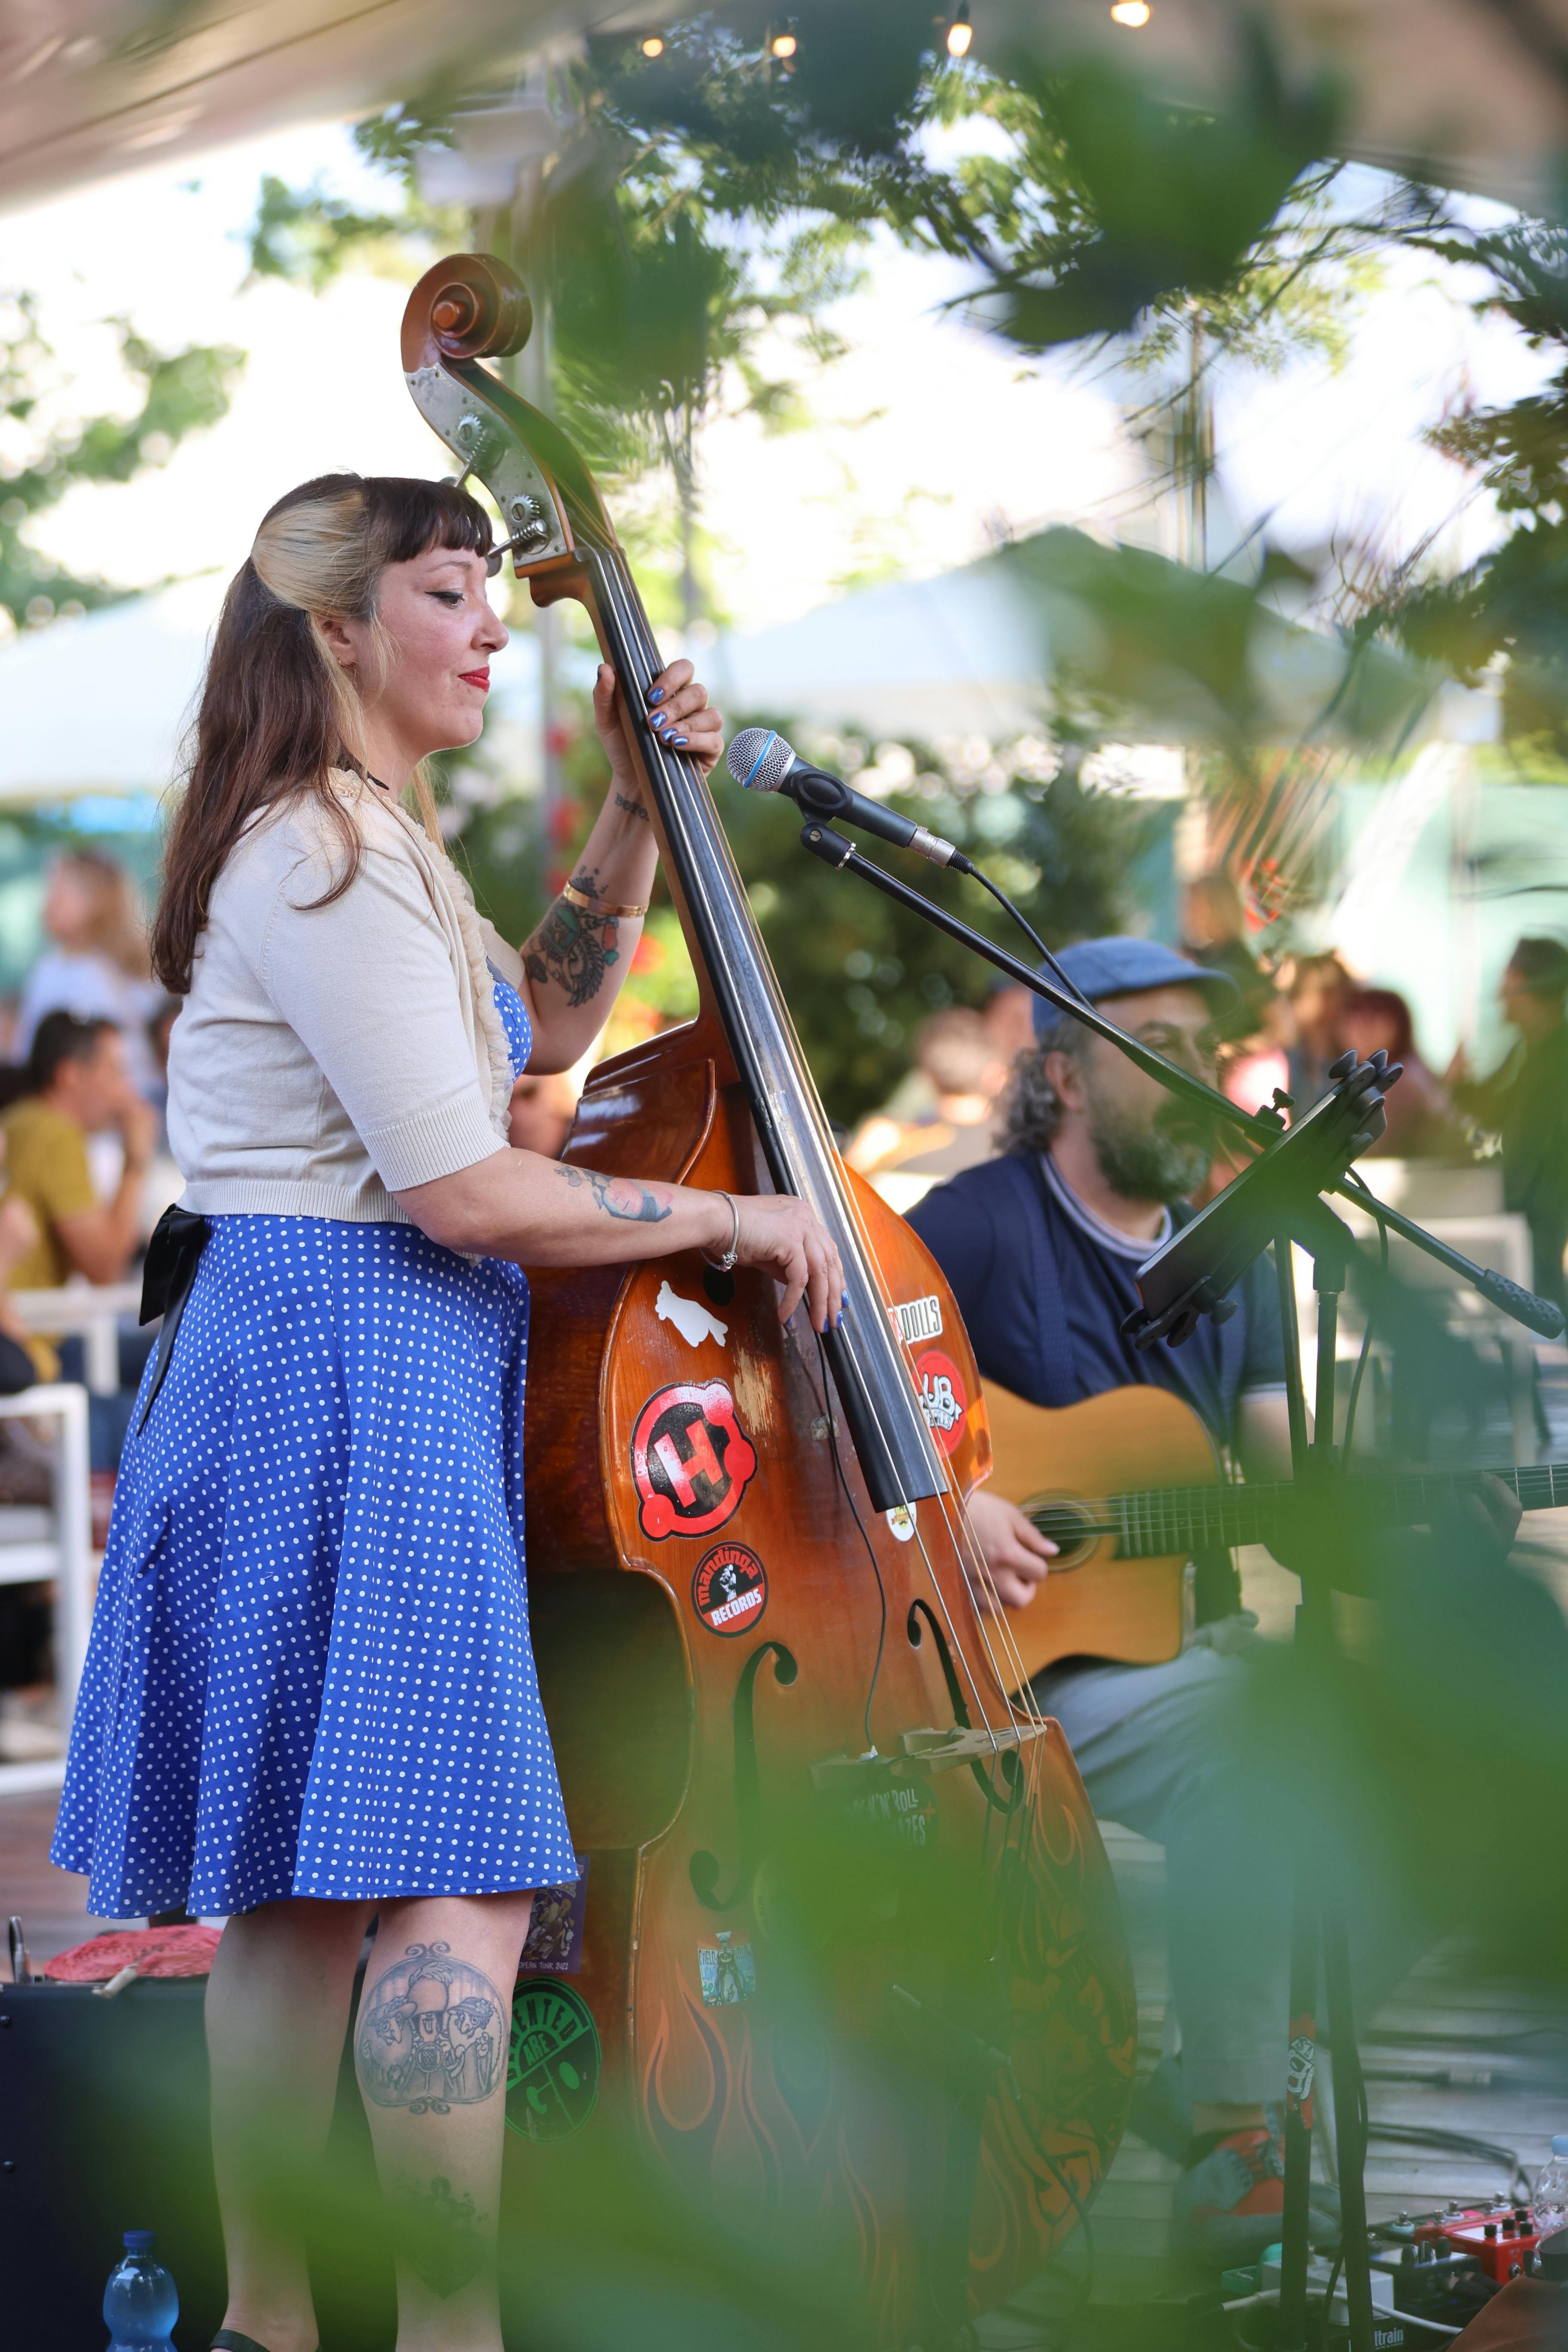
1372;222;1568;749
0;292;242;632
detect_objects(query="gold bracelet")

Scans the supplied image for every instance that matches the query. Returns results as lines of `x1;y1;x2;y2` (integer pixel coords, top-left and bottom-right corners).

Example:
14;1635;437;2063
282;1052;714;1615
561;880;649;921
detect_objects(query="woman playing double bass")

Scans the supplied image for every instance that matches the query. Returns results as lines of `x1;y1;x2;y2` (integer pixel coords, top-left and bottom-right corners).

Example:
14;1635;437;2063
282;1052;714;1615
51;472;842;2352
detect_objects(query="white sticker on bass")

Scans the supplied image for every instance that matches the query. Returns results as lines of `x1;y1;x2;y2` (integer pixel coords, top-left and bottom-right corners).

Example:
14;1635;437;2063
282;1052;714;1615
888;1294;943;1347
885;1503;917;1543
655;1280;729;1350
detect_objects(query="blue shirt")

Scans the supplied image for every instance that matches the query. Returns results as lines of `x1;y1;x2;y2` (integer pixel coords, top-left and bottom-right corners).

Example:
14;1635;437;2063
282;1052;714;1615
906;1150;1286;1450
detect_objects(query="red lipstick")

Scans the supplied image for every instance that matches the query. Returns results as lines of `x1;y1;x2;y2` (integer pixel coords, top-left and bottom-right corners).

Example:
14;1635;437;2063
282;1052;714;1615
459;667;491;690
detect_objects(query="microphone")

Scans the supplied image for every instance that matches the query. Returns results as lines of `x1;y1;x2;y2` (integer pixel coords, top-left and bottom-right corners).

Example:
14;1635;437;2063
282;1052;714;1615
726;729;974;872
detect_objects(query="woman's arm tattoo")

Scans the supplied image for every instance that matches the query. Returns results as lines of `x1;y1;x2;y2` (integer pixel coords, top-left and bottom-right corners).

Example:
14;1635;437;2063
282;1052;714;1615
557;1164;673;1225
615;791;651;824
523;867;619;1010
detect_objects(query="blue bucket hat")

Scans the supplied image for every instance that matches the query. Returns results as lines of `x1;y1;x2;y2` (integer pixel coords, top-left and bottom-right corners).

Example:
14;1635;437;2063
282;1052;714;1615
1032;936;1239;1036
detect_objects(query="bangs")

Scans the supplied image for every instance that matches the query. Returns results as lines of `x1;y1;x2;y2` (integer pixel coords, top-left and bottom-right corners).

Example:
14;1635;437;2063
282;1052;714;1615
368;475;494;565
258;473;495;572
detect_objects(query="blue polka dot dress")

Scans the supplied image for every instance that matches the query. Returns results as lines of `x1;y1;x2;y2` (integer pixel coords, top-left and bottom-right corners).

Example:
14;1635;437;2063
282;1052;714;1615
52;976;579;1919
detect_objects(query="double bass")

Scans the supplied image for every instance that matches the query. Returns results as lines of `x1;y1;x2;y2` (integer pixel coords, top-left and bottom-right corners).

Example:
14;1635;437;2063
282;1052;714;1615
401;254;1135;2342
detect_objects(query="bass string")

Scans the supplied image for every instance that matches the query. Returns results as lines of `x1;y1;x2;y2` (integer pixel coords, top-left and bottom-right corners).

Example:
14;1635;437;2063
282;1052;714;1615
591;540;1056;1973
586;534;1052;1956
588;544;1043;1762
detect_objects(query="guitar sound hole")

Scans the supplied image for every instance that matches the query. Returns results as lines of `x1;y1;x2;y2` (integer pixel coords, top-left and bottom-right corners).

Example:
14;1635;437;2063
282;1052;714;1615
1024;1494;1099;1572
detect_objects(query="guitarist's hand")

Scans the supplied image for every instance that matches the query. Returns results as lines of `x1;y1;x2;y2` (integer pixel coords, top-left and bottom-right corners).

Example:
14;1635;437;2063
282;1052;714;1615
1469;1472;1522;1552
965;1489;1056;1613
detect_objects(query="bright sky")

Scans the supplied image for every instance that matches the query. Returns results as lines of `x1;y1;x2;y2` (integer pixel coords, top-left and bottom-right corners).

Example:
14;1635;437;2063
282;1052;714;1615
0;129;1553;641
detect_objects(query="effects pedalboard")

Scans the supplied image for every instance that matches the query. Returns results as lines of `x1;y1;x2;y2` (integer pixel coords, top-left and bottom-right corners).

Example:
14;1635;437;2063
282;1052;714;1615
1223;2197;1550;2346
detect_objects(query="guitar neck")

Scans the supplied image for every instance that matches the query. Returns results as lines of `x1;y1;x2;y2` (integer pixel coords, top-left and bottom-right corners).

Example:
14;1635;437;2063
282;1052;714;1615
1063;1461;1567;1560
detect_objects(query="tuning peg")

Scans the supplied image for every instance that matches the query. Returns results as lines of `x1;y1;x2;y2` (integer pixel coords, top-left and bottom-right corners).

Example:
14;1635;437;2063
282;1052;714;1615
1329;1050;1357;1080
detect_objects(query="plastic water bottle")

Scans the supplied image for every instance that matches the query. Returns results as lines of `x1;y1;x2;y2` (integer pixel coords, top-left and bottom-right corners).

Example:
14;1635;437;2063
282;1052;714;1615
104;2230;178;2351
1535;2137;1568;2239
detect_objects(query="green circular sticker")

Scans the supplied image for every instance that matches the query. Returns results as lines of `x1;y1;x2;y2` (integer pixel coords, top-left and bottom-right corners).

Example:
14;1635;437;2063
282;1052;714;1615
505;1978;600;2144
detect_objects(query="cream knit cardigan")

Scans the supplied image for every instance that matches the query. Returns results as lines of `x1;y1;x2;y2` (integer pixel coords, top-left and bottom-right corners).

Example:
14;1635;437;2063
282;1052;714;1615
169;771;518;1224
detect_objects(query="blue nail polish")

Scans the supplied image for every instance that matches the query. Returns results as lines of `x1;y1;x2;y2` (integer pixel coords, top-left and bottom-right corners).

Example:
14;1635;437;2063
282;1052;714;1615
672;735;688;747
647;687;665;704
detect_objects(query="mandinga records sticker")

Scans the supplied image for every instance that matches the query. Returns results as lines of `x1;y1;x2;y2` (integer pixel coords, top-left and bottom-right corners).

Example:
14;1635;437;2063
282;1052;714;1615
691;1541;768;1637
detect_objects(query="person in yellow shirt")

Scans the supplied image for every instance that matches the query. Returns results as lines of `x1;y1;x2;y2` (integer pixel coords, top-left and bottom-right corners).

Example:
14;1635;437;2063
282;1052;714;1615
2;1012;156;1373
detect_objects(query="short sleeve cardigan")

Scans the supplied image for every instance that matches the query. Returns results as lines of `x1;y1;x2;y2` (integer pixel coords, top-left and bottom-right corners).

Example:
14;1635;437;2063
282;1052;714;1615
168;771;519;1223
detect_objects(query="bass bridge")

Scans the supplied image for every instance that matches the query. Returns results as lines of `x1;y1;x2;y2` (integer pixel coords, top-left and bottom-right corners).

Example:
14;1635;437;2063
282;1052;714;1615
809;1721;1052;1792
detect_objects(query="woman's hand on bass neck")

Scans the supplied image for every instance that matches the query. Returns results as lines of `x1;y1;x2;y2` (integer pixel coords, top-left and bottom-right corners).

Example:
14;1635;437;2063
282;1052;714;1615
592;656;723;804
520;657;720;1073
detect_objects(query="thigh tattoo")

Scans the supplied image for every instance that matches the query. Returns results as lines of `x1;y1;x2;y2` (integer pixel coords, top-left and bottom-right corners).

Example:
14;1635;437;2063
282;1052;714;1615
355;1941;505;2115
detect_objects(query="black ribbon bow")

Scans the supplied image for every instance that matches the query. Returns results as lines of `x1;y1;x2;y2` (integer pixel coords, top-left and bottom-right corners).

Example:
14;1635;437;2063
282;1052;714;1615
135;1205;210;1433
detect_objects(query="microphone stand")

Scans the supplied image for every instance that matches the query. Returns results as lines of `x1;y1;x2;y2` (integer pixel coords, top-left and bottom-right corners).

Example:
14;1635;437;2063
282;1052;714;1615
797;820;1564;2352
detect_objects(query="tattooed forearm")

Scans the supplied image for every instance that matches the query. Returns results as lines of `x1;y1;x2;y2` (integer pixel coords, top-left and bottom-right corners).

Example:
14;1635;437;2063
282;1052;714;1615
391;2176;489;2299
523;869;619;1010
355;1941;505;2114
615;791;651;823
557;1164;673;1225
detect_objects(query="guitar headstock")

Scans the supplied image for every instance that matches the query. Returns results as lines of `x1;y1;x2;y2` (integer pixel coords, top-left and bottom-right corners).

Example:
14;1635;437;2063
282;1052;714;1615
401;252;611;577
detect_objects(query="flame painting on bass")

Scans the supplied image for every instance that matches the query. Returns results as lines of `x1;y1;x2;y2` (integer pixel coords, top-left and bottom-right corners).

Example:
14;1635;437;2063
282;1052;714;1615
401;254;1136;2340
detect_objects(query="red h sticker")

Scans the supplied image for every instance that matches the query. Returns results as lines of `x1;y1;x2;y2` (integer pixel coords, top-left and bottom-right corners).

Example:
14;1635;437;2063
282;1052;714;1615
630;1380;758;1541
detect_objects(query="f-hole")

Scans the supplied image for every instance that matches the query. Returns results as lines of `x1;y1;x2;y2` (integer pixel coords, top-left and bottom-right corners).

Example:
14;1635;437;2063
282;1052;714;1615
907;1599;1020;1818
689;1638;799;1913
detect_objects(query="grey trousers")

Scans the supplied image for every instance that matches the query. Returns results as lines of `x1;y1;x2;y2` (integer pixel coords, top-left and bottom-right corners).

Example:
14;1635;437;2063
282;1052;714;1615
1036;1635;1413;2110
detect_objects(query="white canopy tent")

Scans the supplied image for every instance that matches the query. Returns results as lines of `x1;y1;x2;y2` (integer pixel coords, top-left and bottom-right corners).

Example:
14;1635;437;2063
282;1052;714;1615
0;577;222;807
0;575;543;806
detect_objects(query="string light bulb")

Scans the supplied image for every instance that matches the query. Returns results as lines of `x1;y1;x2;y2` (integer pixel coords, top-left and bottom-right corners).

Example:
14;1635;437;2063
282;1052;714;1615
946;3;972;56
771;30;797;56
1109;1;1151;23
640;33;665;56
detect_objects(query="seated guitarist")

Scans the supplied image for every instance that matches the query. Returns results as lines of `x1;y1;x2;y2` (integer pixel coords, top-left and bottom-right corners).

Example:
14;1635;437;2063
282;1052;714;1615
908;936;1314;2262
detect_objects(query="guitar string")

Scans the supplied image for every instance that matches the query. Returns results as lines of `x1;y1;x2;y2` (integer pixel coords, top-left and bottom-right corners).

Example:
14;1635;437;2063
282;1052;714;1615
585;537;1053;1791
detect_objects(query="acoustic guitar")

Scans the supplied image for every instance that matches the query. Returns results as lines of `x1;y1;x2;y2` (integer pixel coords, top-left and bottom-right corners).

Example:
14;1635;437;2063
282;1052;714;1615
983;1380;1568;1686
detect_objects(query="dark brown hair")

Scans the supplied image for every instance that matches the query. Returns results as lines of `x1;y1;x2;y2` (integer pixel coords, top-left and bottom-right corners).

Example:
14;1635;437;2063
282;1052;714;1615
28;1010;117;1096
1508;935;1568;998
1341;986;1415;1065
152;473;492;992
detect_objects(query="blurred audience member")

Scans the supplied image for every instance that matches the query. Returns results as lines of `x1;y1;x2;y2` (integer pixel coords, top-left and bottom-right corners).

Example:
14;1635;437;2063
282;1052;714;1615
1450;936;1568;1315
983;980;1037;1064
1181;873;1274;1042
508;1069;579;1160
15;851;163;1101
848;1008;1009;1185
1286;952;1352;1109
1341;987;1466;1160
1;1014;156;1377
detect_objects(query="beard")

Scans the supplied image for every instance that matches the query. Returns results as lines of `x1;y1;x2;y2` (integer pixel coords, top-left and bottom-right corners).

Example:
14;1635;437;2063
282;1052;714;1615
1086;1090;1214;1205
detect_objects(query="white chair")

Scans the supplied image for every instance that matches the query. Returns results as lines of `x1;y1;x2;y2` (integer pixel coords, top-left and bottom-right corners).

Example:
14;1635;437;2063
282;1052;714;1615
0;1381;92;1795
6;1279;144;1396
